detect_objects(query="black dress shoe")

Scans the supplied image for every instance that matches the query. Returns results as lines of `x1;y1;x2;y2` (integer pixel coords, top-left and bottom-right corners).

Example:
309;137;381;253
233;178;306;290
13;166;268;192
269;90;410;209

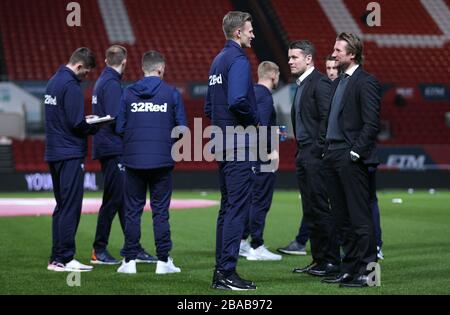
339;274;369;288
308;263;340;277
322;273;352;284
293;261;317;273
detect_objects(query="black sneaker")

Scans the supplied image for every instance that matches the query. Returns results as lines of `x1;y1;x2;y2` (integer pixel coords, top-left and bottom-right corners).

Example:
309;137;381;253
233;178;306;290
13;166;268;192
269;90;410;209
212;271;257;291
136;250;158;264
213;270;255;286
91;250;120;265
277;240;307;255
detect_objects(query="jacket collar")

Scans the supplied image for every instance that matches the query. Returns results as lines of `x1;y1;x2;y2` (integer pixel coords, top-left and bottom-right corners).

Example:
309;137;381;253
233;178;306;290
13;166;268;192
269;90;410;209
225;40;244;52
104;66;122;80
61;65;81;82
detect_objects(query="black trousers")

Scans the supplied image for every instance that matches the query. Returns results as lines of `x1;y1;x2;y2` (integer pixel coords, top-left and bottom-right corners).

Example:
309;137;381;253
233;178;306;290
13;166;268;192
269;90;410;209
323;148;378;275
296;145;340;264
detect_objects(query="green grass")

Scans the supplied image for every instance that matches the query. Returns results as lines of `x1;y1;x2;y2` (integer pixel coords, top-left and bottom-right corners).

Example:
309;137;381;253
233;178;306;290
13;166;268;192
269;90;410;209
0;190;449;295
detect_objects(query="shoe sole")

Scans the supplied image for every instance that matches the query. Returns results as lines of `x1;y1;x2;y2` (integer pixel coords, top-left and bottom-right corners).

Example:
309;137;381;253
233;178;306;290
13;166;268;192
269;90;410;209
90;260;121;265
47;266;66;272
155;270;181;275
117;270;137;274
136;259;158;264
211;284;256;291
64;268;93;272
307;272;327;277
339;284;368;288
246;256;282;261
277;250;307;256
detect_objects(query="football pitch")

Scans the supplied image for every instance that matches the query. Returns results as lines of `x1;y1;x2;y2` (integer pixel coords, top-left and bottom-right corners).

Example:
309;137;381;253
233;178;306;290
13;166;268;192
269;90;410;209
0;190;449;295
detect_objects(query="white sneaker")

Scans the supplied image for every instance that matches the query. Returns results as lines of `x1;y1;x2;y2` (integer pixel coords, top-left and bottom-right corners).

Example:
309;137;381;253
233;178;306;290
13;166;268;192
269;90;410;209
239;239;251;257
155;257;181;274
64;259;93;272
377;246;384;260
246;245;282;261
47;261;66;272
117;260;137;274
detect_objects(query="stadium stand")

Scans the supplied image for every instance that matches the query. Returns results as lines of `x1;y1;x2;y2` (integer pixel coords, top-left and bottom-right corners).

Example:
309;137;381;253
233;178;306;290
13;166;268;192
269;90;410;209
1;0;449;172
272;0;450;146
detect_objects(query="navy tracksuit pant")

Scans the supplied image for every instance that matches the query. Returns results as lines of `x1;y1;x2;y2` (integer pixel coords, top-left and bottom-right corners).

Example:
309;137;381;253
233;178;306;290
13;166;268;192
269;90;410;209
216;160;254;274
49;158;84;264
242;170;276;249
368;166;383;248
296;216;310;245
93;156;126;252
121;167;173;262
93;156;145;255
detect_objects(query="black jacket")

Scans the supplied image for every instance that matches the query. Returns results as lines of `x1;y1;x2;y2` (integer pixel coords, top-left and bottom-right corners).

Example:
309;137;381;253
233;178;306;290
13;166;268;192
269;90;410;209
325;66;381;165
291;68;331;158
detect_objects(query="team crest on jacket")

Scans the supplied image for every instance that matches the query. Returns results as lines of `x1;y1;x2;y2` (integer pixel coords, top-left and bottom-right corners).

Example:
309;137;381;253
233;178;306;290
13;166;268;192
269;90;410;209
44;95;57;105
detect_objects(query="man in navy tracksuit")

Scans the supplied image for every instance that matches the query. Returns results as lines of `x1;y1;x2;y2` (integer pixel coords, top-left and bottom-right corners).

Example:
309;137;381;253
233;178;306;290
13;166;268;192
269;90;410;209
45;47;99;272
205;11;258;290
90;45;156;265
239;61;282;261
115;50;187;275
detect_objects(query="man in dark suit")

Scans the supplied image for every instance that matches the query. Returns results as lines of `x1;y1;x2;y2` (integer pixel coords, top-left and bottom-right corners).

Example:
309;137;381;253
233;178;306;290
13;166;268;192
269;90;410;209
284;40;340;277
321;32;381;288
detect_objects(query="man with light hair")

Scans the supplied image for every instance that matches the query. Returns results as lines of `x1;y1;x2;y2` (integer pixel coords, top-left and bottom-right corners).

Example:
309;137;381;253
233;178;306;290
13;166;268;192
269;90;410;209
205;11;258;291
322;32;380;288
91;45;157;265
239;61;282;261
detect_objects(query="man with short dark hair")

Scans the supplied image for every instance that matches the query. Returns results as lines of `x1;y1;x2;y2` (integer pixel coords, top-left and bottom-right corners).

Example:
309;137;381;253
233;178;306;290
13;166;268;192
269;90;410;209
205;11;258;291
278;54;340;257
322;32;380;288
325;55;339;81
45;47;99;272
90;45;157;265
115;50;187;275
280;40;340;277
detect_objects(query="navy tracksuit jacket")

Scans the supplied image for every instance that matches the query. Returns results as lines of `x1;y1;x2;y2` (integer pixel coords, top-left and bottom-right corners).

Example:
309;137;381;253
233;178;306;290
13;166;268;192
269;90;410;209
242;84;277;249
116;76;187;262
204;40;258;274
91;67;127;253
45;66;98;264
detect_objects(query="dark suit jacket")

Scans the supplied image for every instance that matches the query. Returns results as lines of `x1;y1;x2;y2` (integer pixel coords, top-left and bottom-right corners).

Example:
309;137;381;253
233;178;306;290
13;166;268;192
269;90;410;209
290;68;331;158
325;66;381;165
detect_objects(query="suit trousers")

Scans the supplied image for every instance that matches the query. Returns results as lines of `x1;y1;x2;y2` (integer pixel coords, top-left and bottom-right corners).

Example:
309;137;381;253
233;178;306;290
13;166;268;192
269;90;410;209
323;148;378;275
296;145;340;264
